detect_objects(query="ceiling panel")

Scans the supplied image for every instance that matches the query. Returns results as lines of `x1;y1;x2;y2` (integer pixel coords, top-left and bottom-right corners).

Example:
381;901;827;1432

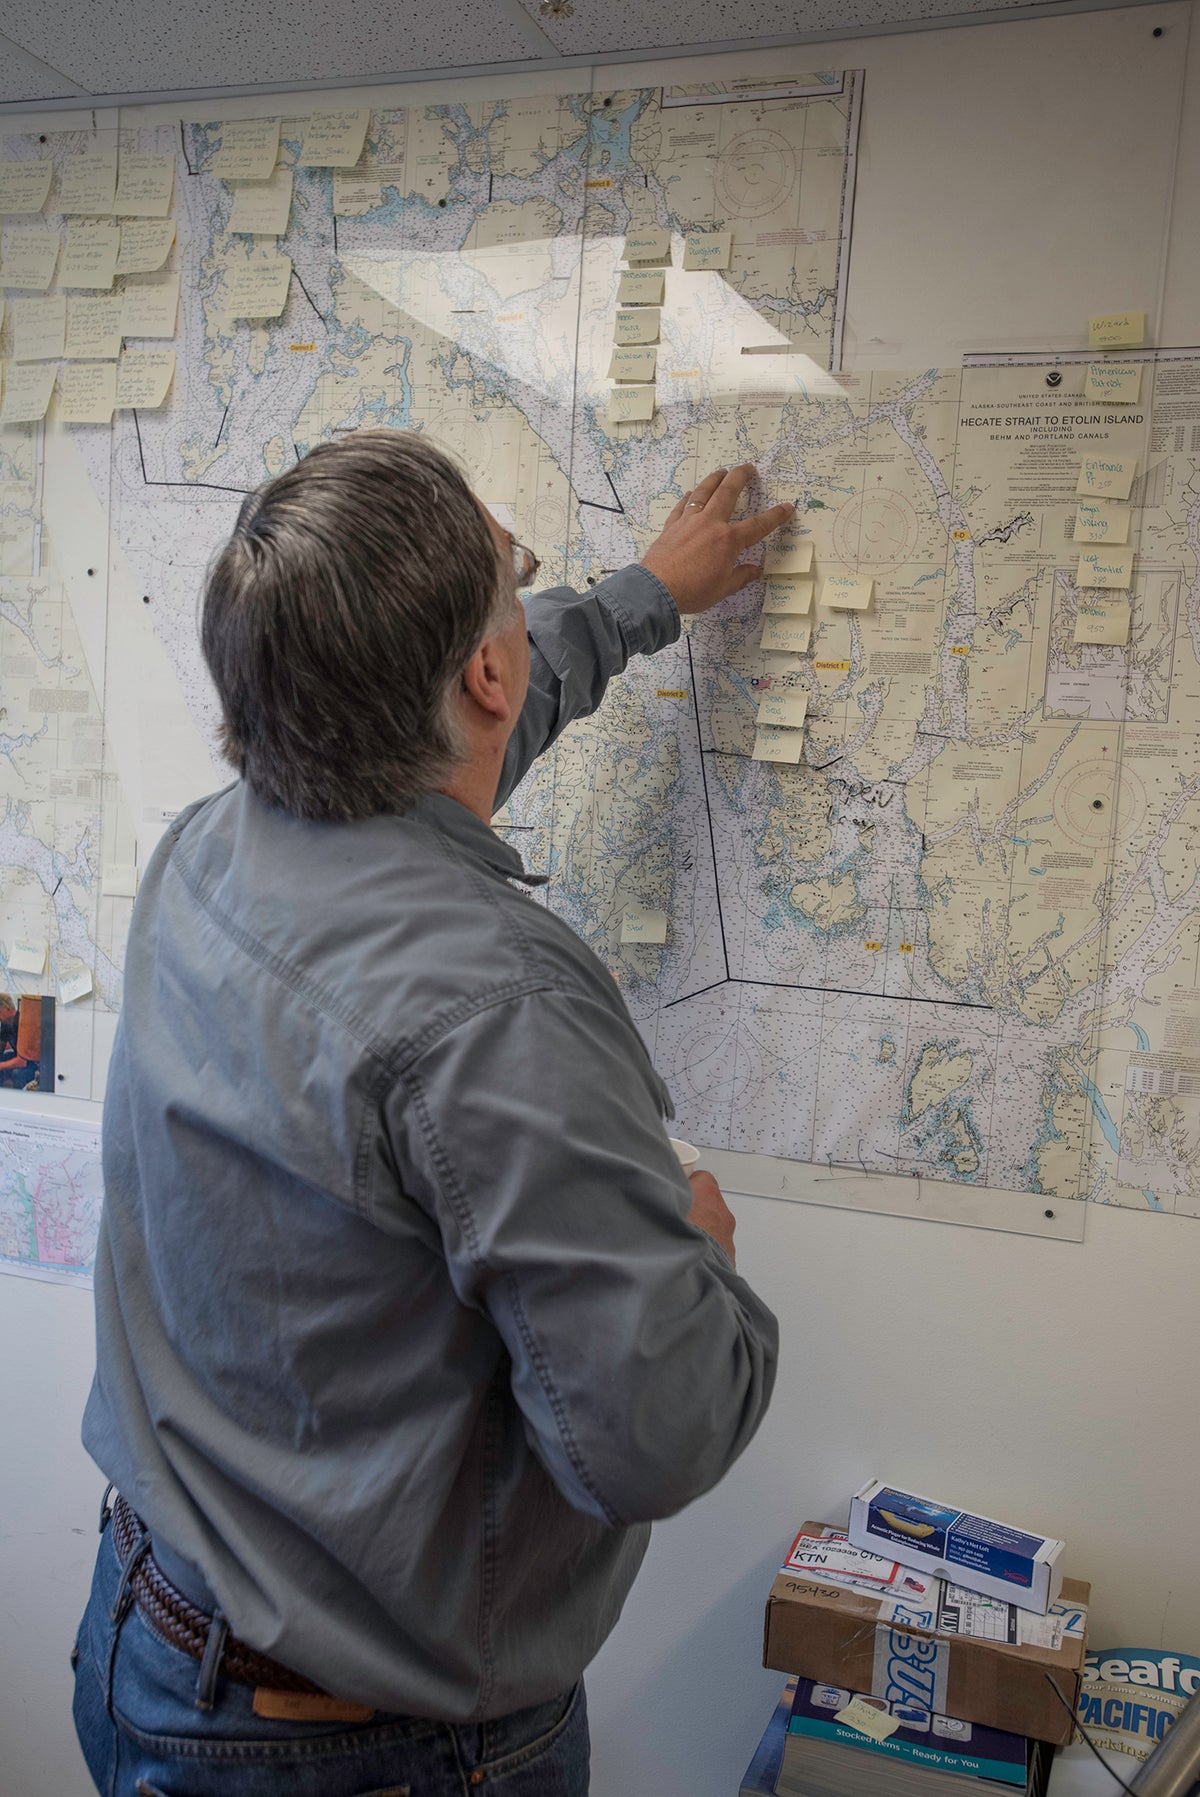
0;0;539;98
0;31;85;103
517;0;1063;55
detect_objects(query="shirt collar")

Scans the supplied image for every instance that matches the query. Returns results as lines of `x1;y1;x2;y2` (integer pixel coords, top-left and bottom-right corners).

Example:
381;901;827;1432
412;792;549;886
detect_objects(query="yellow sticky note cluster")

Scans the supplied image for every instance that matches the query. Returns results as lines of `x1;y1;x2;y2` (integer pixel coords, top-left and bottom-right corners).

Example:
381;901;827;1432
606;219;737;429
1074;452;1138;591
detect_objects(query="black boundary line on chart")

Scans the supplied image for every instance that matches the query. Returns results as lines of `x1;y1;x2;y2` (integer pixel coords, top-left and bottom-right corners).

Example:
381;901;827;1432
668;632;993;1017
131;410;252;496
291;269;323;319
577;472;624;516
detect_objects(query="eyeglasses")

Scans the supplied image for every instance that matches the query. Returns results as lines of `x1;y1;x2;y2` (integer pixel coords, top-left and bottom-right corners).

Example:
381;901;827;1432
509;537;540;589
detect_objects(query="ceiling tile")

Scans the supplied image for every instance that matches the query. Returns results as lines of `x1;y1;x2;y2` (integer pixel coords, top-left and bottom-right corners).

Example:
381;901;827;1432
0;0;537;98
519;0;1057;55
0;31;86;103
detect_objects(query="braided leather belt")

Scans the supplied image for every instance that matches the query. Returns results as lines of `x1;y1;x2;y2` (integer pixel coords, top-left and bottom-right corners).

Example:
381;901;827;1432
111;1492;324;1695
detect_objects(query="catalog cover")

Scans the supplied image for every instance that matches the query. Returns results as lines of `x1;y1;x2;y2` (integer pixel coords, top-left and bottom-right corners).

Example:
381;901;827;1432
786;1679;1030;1787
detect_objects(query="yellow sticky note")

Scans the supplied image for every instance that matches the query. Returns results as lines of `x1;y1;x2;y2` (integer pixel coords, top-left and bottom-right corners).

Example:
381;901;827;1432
822;572;874;610
606;384;655;425
224;256;292;319
682;231;731;272
757;689;808;728
1075;600;1131;645
1077;546;1133;590
299;108;370;168
58;968;94;1006
1084;362;1142;403
11;294;66;361
623;226;670;262
116;218;176;275
60;220;121;289
333;171;384;215
211;118;281;181
0;159;53;214
763;577;813;615
116;349;176;408
58;361;118;424
1074;502;1129;545
752;726;804;763
65;294;125;360
764;533;813;575
7;938;47;974
228;168;294;236
0;362;56;423
1077;456;1136;499
101;864;140;898
114;151;175;218
835;1699;900;1743
1089;311;1145;348
613;308;660;345
0;228;60;290
59;147;118;214
621;906;668;943
760;616;812;654
122;270;181;337
608;344;658;382
616;268;664;306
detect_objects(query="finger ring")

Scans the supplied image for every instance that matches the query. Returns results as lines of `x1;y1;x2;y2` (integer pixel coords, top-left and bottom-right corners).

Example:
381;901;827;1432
686;501;704;509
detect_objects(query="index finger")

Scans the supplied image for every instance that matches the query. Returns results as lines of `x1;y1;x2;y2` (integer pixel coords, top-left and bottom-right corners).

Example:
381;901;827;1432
732;501;795;549
706;462;757;521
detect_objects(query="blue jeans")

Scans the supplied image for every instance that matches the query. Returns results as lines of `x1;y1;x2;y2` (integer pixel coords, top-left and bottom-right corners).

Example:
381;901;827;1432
73;1525;589;1796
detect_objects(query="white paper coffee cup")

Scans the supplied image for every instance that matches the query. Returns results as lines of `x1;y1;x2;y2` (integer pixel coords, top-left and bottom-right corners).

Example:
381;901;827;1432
669;1137;701;1171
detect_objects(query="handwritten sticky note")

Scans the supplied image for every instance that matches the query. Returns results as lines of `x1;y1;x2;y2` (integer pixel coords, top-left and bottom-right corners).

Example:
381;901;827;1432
58;967;94;1006
616;268;664;306
116;348;175;408
0;227;60;290
101;863;139;897
621;906;668;943
763;577;813;615
65;294;125;360
683;230;732;271
300;108;370;167
228;167;293;235
614;307;659;345
7;938;47;974
224;256;292;319
835;1698;900;1743
757;689;808;728
60;220;121;288
116;217;176;274
114;150;175;217
1077;546;1133;590
1077;455;1136;499
1074;501;1129;545
122;269;181;337
1084;362;1142;403
58;361;118;423
211;118;281;180
764;534;813;575
608;344;657;382
624;226;671;262
0;160;52;214
822;572;874;611
606;384;655;425
11;295;66;361
0;362;56;423
59;146;118;214
1089;311;1145;348
752;726;804;763
332;170;384;215
760;616;812;654
1075;600;1131;645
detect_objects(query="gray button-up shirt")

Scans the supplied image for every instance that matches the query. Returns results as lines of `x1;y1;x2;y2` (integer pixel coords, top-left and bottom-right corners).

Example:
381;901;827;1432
82;565;779;1720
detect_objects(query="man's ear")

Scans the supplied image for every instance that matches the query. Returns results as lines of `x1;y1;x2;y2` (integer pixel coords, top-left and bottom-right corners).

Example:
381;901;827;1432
461;633;514;725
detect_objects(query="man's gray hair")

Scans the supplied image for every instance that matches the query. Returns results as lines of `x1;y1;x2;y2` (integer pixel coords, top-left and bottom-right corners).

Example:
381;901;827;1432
201;429;515;821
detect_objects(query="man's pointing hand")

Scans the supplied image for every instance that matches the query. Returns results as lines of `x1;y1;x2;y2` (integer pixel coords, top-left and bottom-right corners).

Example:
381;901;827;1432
641;463;794;616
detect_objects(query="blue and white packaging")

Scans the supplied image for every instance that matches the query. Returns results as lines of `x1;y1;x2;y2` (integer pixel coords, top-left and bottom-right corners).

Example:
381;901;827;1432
849;1479;1065;1614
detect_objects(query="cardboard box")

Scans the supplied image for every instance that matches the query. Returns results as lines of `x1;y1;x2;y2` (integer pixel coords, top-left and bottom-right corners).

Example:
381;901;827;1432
850;1479;1065;1614
763;1523;1089;1746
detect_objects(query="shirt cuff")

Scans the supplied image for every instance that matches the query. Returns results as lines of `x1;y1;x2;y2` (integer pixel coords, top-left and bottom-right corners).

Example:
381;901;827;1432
596;564;681;657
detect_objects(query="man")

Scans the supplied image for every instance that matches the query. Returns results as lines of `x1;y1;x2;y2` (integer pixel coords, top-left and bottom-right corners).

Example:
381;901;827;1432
73;431;786;1797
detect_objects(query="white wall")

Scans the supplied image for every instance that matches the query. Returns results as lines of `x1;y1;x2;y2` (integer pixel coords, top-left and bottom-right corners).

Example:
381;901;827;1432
3;5;1200;1794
